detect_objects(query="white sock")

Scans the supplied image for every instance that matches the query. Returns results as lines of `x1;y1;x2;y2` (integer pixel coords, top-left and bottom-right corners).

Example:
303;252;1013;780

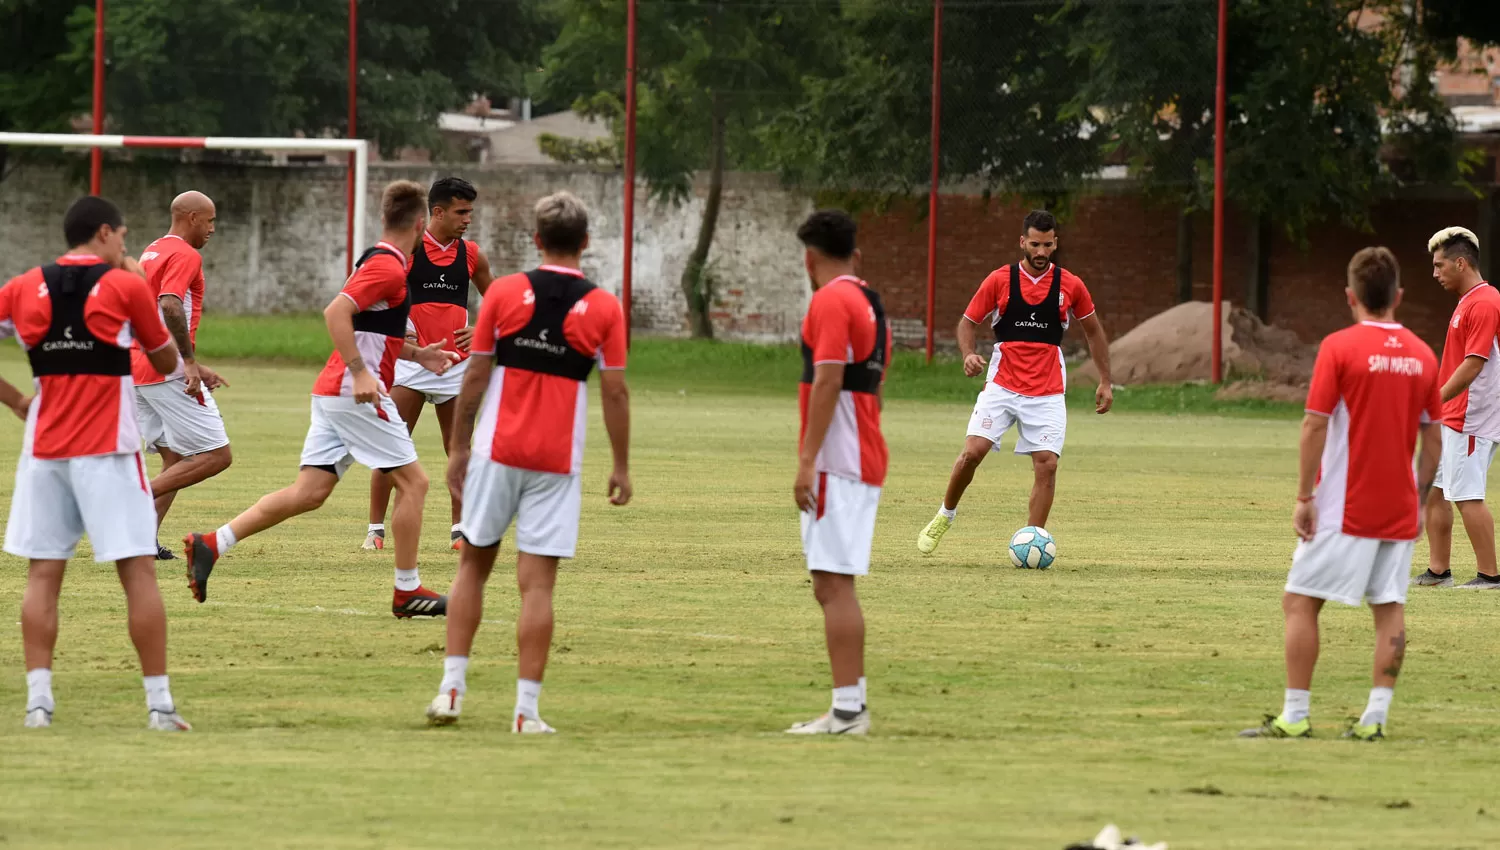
1282;688;1311;723
440;656;468;696
939;505;956;520
144;675;174;713
832;684;862;715
451;524;462;534
858;676;868;707
515;678;542;720
215;524;238;554
368;523;384;533
26;668;53;712
394;568;421;592
1360;686;1395;727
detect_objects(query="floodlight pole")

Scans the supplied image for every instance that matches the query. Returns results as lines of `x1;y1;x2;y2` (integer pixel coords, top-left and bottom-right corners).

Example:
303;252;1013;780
1211;0;1228;384
622;0;638;347
346;0;359;276
926;0;943;363
90;0;105;195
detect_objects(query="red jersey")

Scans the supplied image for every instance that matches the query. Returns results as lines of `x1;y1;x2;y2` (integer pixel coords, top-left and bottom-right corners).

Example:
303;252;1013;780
1438;282;1500;439
129;235;204;386
963;264;1095;397
0;255;171;460
469;265;627;475
799;276;891;487
312;242;410;397
1305;321;1441;541
406;232;481;362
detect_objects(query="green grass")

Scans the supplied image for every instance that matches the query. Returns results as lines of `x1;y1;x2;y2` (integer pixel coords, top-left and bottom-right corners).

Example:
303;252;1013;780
196;314;1302;416
0;347;1494;849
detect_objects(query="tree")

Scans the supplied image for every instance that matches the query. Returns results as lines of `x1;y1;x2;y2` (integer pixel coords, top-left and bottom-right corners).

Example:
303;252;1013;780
1421;0;1500;46
0;1;94;181
539;0;829;338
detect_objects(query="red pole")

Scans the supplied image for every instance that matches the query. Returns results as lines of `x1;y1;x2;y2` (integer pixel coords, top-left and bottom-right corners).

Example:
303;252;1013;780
1210;0;1227;384
926;0;943;363
622;0;638;347
90;0;105;195
346;0;358;276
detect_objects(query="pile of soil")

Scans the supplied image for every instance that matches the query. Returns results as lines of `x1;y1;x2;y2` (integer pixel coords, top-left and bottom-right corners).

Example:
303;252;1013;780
1073;301;1317;398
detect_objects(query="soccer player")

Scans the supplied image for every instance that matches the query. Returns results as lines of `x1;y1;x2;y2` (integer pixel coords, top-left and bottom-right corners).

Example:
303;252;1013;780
365;177;494;553
1;196;190;730
182;181;459;617
133;191;233;560
916;210;1112;556
1411;227;1500;590
785;210;891;736
425;191;631;733
1241;247;1440;741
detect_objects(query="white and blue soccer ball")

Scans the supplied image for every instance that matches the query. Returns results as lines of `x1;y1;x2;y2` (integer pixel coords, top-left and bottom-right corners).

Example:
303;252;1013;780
1008;526;1056;570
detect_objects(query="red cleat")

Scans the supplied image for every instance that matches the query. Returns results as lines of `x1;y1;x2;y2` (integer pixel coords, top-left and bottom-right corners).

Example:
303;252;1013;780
183;532;219;603
393;586;447;618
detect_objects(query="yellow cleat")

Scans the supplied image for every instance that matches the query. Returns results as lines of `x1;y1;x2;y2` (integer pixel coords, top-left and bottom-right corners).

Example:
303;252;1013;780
917;512;953;555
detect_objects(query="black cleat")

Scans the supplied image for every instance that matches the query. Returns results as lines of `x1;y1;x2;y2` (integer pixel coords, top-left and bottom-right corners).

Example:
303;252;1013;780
182;533;219;603
156;543;178;561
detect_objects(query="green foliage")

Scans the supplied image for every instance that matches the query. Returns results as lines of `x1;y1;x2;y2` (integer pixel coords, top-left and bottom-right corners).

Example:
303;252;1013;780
537;132;619;166
1421;0;1500;47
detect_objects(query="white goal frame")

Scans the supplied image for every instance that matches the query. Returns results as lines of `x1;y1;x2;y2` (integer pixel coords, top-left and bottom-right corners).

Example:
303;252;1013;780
0;132;370;269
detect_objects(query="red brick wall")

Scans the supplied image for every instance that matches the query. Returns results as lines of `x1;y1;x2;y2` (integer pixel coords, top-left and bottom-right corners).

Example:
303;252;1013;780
859;192;1483;351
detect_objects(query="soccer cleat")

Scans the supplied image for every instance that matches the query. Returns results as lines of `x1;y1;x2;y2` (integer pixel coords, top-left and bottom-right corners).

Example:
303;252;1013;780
362;528;386;551
1238;713;1311;739
156;543;178;561
785;707;871;735
393;586;447;618
1410;569;1453;588
182;532;218;603
450;529;463;551
513;714;557;735
146;708;192;731
1342;721;1385;741
426;689;463;726
916;513;953;555
1457;574;1500;589
23;706;52;728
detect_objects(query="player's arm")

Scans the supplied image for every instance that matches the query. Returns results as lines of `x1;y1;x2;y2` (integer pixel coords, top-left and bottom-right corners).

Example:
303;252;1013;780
398;338;459;374
0;283;27;419
1441;355;1486;402
453;246;496;353
0;375;30;421
323;294;379;404
1294;412;1330;541
957;316;986;377
1417;421;1441;506
1077;313;1113;414
599;370;631;506
444;352;492;502
157;294;203;394
796;362;844;512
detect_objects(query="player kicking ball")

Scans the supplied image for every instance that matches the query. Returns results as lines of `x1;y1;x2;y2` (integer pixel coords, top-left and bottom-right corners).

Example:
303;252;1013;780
2;196;190;730
786;210;891;736
1241;248;1440;741
916;210;1112;556
426;192;631;733
183;181;458;617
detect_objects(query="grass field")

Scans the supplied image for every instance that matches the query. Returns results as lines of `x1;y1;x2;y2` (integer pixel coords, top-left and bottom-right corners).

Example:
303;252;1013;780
0;331;1497;849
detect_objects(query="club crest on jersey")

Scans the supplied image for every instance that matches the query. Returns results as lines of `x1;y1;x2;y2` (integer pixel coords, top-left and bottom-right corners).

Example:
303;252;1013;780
1384;335;1403;349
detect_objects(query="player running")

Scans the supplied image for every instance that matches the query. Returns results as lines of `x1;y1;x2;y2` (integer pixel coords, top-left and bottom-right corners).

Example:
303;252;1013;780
425;191;631;733
2;196;191;730
785;210;891;736
133;191;233;561
1241;247;1440;741
182;181;459;617
365;177;494;553
1411;227;1500;590
916;210;1112;556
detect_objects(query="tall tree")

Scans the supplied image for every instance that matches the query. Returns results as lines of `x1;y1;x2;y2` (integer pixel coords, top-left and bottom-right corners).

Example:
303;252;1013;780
0;1;93;180
1421;0;1500;46
539;0;830;338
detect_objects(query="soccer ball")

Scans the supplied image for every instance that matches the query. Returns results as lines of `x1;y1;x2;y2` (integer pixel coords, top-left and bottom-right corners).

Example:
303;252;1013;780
1008;526;1056;570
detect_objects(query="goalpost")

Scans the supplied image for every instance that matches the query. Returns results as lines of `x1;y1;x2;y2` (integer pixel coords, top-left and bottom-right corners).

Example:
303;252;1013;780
0;133;371;273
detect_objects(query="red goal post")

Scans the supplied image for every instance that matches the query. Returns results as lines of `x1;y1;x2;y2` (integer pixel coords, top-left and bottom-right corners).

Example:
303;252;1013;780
0;132;371;273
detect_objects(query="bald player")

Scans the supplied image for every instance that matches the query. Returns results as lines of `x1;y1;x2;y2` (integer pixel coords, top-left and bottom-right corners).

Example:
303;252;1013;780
132;191;233;558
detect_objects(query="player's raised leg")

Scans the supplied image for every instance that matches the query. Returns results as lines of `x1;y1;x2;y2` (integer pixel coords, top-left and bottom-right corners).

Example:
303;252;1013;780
365;384;424;551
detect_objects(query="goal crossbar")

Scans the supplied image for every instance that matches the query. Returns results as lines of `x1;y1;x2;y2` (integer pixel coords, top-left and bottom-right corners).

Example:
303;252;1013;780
0;132;371;266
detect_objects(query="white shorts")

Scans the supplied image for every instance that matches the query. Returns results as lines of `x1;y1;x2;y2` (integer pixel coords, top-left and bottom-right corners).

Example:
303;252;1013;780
394;356;467;406
1436;427;1496;503
1285;531;1413;607
460;457;582;558
4;452;157;562
299;395;418;478
801;473;881;576
967;385;1067;456
135;380;230;456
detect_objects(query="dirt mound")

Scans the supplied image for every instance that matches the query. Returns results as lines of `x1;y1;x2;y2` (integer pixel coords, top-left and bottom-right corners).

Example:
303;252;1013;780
1074;301;1316;388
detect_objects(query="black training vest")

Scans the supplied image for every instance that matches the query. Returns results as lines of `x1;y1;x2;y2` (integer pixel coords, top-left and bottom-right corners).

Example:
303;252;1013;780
27;263;131;377
994;264;1064;346
494;269;599;382
349;246;412;338
407;237;469;307
800;282;889;394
